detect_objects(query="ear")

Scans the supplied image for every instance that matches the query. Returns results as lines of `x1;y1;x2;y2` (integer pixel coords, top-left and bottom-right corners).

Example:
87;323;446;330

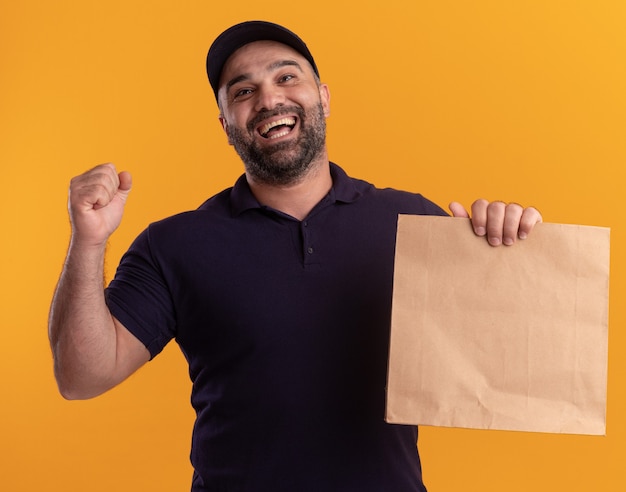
319;83;331;117
219;115;234;146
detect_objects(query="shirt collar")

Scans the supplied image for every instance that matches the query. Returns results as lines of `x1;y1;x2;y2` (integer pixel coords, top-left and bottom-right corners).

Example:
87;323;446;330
229;162;363;217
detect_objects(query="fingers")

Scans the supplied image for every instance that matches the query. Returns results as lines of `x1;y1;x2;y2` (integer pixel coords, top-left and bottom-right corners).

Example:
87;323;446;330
69;163;115;210
118;170;133;193
468;199;542;246
67;163;132;246
472;200;518;246
468;199;490;239
448;201;469;218
518;206;543;239
69;163;129;211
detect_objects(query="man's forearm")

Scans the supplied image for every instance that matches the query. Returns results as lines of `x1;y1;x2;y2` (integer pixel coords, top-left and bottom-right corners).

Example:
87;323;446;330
48;241;120;399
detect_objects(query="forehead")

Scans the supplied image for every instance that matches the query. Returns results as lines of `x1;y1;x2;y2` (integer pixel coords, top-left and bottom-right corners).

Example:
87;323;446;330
219;40;311;88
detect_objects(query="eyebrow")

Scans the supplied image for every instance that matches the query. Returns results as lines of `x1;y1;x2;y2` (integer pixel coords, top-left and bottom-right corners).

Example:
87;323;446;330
224;59;305;93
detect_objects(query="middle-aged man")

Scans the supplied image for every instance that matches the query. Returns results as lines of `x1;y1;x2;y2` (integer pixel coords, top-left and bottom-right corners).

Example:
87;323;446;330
49;21;543;491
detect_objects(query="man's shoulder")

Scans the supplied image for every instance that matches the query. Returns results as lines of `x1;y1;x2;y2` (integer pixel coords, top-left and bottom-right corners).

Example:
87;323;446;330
142;187;234;235
336;168;447;217
368;186;448;216
328;164;446;217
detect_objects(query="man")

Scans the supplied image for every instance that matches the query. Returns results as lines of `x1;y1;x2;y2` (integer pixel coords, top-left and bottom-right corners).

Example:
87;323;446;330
49;21;542;491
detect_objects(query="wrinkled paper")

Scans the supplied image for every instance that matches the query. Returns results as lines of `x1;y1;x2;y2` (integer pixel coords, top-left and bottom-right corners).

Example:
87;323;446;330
386;215;609;435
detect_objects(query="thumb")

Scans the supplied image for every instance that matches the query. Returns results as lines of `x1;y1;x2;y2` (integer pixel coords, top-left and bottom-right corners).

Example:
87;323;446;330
116;171;133;200
448;201;469;218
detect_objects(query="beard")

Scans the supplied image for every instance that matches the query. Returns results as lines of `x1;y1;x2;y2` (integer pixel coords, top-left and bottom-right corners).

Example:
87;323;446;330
226;102;327;186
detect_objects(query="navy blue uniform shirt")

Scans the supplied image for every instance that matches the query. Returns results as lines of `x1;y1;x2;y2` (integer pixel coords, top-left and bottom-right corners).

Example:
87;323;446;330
106;163;447;491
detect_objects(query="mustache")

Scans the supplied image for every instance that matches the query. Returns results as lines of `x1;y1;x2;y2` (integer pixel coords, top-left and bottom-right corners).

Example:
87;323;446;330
246;106;305;132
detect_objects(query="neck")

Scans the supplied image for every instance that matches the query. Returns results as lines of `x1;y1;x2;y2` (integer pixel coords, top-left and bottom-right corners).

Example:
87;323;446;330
246;155;332;221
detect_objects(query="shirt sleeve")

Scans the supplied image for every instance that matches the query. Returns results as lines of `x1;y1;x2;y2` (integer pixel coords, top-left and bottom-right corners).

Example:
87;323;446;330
105;226;177;359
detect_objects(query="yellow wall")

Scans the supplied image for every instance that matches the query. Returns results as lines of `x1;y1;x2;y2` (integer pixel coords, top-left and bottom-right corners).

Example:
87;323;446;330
1;1;624;490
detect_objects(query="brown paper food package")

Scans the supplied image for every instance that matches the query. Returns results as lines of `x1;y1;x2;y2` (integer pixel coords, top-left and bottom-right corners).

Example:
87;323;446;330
386;215;609;435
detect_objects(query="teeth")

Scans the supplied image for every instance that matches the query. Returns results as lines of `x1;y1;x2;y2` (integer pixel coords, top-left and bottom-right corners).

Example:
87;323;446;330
267;128;291;140
260;117;296;136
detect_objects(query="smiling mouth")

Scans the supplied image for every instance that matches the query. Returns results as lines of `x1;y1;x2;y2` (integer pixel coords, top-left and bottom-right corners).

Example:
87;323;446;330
259;117;297;139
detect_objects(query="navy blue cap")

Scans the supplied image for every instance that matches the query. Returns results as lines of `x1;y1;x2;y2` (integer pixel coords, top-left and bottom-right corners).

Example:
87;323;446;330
206;21;320;101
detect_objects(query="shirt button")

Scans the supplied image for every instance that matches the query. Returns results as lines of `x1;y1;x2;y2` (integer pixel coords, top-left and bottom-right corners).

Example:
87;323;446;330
307;247;314;254
303;221;308;227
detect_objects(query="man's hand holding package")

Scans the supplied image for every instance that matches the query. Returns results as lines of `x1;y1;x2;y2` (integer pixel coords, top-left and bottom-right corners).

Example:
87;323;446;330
449;199;543;246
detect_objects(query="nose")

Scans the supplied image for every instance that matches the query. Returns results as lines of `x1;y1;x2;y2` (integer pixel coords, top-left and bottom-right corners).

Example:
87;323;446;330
254;83;285;112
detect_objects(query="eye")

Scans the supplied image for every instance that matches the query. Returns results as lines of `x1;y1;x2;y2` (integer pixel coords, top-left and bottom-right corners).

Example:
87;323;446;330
232;87;254;100
278;73;296;83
